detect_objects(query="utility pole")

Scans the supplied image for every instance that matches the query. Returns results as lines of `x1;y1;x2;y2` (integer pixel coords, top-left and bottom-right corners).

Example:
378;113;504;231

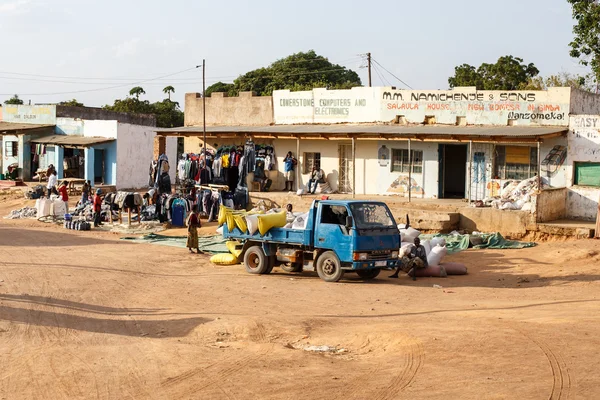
367;52;372;87
202;59;206;167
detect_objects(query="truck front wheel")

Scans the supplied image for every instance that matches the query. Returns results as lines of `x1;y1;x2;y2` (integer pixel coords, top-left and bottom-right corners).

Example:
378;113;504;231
316;251;344;282
244;246;270;274
356;268;381;280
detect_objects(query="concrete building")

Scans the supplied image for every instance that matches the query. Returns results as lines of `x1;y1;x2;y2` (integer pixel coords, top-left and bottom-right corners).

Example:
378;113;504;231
1;105;176;189
160;86;600;223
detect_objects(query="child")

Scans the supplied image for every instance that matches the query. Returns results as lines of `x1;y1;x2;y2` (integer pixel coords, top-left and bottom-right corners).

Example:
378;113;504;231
285;203;295;223
93;188;103;227
81;180;91;204
57;181;69;213
186;210;201;254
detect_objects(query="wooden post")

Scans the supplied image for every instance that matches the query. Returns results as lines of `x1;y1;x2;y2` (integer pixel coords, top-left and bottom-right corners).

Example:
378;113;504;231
118;209;122;225
296;137;300;191
595;193;600;239
468;140;473;203
408;138;412;203
537;141;542;190
352;136;356;199
128;208;132;226
138;206;141;225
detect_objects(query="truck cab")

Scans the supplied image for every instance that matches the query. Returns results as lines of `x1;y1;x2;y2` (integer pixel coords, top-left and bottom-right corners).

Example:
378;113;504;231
225;200;401;282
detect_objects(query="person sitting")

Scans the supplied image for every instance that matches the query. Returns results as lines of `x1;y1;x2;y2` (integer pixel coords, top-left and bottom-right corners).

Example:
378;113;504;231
253;161;272;192
307;165;326;194
389;237;428;279
285;203;295;223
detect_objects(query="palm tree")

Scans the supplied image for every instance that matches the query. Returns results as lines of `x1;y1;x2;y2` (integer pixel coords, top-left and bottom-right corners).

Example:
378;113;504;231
163;86;175;101
129;86;146;100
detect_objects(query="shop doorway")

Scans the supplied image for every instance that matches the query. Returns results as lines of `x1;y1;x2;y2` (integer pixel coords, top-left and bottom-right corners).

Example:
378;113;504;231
338;143;353;193
94;149;105;183
439;144;467;199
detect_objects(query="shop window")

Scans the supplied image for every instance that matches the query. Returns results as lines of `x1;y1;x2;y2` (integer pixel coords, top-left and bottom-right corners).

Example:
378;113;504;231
391;149;423;173
574;162;600;187
4;141;18;157
304;152;321;174
493;146;537;180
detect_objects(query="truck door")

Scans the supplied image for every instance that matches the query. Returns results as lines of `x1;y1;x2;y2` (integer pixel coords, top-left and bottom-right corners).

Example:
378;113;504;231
315;204;353;262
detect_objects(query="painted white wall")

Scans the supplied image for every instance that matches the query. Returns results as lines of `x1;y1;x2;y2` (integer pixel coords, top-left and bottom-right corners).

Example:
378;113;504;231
2;135;19;168
166;137;177;183
565;115;600;220
116;123;156;189
373;141;438;198
274;87;572;127
83;120;118;138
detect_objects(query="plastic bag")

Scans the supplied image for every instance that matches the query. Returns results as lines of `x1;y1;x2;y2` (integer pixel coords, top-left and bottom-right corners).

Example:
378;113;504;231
427;244;448;266
257;211;286;235
430;237;446;248
210;253;239;265
234;214;248;233
421;239;432;255
292;212;309;229
246;214;259;235
400;227;421;242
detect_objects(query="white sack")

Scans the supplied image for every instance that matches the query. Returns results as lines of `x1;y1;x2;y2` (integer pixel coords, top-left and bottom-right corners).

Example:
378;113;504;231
427;244;448;266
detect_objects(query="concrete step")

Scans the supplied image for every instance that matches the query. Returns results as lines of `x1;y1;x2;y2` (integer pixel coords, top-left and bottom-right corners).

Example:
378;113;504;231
537;221;595;239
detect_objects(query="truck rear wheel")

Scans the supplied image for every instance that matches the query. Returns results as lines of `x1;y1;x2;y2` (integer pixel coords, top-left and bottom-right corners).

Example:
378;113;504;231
316;251;344;282
244;246;270;274
357;268;381;280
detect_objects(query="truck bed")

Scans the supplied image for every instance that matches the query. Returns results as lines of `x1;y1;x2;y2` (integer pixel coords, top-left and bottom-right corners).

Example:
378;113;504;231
223;227;311;246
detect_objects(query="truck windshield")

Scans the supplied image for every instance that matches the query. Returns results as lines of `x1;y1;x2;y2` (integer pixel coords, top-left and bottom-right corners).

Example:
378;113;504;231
350;203;396;230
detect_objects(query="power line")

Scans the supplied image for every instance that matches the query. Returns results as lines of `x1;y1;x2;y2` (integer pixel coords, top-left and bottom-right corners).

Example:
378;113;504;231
0;66;201;96
372;63;392;87
371;58;413;89
0;57;362;82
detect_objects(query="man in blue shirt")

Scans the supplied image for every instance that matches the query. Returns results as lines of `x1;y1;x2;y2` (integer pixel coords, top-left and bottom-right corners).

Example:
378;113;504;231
283;152;297;191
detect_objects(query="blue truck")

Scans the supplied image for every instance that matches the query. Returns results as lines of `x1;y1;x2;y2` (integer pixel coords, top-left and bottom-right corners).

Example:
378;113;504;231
223;200;401;282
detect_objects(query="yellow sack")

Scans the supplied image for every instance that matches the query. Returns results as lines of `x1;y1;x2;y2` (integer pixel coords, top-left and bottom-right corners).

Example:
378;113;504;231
227;212;236;232
210;253;239;265
234;214;248;233
257;210;287;236
218;205;231;226
226;240;242;258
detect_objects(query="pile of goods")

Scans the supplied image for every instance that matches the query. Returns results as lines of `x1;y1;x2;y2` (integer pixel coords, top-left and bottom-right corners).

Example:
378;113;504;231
35;197;68;218
486;177;538;211
5;207;37;219
64;218;92;231
24;185;45;200
399;225;468;278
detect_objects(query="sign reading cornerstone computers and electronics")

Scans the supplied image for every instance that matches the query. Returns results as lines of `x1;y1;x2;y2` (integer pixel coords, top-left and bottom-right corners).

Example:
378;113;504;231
273;87;571;127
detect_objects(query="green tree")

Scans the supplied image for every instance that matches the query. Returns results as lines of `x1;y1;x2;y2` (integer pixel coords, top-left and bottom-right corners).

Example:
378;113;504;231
521;71;592;91
448;56;539;90
230;50;362;96
162;85;175;100
568;0;600;85
129;86;146;100
205;81;235;97
59;99;84;107
103;87;184;128
4;94;24;105
153;99;184;128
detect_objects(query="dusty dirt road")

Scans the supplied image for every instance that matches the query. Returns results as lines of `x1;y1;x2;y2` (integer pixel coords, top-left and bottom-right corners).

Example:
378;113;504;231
1;196;600;399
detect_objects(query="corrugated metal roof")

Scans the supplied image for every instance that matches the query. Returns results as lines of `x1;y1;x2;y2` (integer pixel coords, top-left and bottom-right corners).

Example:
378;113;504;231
154;124;568;138
0;122;54;134
30;134;115;147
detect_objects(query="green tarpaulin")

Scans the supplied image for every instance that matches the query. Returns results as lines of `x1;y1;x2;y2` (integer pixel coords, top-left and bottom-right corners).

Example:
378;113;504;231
121;234;229;254
420;232;536;254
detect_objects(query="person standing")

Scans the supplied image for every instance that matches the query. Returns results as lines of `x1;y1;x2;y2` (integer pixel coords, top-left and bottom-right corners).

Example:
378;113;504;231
93;188;103;227
46;170;58;198
57;181;69;213
81;180;91;205
283;152;297;192
389;237;428;279
186;209;201;254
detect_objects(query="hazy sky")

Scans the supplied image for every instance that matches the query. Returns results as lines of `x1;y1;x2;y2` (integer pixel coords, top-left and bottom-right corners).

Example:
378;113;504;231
0;0;587;108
